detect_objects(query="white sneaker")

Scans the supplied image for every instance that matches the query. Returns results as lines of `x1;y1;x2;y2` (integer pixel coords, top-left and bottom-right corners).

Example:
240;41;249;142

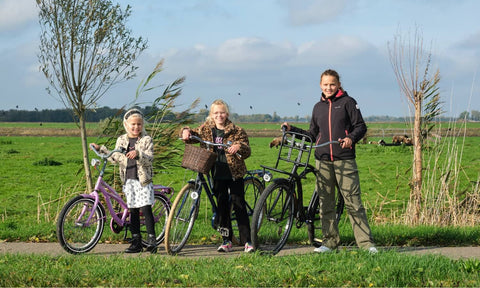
244;242;254;253
313;246;332;253
217;240;233;252
368;246;378;254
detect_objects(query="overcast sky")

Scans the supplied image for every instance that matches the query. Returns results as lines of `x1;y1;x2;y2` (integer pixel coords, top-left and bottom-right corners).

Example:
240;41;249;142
1;0;479;118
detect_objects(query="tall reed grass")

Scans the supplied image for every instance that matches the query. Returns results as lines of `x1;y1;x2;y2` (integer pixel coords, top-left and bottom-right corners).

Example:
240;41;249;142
402;120;480;226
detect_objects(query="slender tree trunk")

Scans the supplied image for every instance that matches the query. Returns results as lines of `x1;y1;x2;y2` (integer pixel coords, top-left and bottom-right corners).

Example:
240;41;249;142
410;92;423;224
79;114;93;192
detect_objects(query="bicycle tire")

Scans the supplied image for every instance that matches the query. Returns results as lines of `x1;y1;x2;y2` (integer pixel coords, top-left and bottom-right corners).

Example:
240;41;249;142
306;190;345;247
164;182;200;255
231;177;264;246
140;193;170;247
57;195;106;254
250;179;294;255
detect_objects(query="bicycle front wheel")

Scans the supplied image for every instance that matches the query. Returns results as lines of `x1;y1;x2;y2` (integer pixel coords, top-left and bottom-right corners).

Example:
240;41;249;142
140;193;170;247
250;180;294;255
57;196;105;254
164;182;200;255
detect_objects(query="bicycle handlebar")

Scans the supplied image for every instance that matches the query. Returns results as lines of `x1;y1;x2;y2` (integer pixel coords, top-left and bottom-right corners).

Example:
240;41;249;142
310;140;340;148
281;125;340;149
181;135;242;158
89;144;125;159
285;137;340;149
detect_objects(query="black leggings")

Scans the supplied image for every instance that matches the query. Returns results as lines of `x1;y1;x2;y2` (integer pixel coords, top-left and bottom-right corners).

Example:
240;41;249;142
214;178;251;244
129;205;155;236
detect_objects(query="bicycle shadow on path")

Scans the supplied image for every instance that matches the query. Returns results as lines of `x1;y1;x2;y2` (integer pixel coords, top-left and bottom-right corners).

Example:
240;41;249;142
1;242;480;260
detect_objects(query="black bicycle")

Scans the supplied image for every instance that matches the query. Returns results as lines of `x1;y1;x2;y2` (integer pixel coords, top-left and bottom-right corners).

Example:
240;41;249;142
250;129;345;254
164;136;270;255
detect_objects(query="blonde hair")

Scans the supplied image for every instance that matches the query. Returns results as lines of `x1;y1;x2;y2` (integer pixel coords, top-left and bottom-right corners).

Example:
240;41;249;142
123;108;147;136
206;99;230;122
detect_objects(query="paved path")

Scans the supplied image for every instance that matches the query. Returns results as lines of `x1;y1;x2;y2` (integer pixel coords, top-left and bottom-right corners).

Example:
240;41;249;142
1;242;480;260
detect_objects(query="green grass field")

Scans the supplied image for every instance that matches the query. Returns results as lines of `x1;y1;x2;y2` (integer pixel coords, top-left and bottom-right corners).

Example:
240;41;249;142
1;122;480;286
1;123;479;242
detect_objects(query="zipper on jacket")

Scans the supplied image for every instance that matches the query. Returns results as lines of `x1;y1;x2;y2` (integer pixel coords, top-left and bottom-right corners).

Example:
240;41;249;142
328;99;334;161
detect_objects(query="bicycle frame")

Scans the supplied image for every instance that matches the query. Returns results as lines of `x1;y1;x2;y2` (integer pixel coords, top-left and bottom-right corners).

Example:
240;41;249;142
165;135;270;255
260;131;319;225
80;153;174;231
57;145;173;254
257;129;341;242
189;171;219;228
81;175;129;228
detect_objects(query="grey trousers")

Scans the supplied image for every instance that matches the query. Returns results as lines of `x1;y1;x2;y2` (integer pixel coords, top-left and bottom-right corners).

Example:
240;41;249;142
315;159;374;249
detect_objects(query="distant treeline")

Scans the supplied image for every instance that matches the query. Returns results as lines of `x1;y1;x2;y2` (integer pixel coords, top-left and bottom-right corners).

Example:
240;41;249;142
0;107;478;123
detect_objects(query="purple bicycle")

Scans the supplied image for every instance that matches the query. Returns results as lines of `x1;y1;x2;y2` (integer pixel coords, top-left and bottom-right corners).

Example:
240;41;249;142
56;145;173;254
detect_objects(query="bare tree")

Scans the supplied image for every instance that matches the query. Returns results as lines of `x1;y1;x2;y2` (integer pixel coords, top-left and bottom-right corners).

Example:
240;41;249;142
37;0;147;191
388;29;442;224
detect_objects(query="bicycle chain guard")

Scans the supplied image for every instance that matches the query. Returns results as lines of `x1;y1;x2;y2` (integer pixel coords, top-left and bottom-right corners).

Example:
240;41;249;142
110;212;125;234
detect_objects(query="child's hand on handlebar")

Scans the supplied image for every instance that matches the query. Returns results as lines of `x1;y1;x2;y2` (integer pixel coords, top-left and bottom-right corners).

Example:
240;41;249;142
181;128;191;141
90;143;100;151
338;137;352;149
227;143;240;155
281;122;291;131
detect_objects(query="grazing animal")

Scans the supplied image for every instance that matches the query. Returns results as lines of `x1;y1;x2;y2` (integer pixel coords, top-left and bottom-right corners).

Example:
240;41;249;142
392;135;414;145
392;135;409;144
269;137;285;148
369;140;385;146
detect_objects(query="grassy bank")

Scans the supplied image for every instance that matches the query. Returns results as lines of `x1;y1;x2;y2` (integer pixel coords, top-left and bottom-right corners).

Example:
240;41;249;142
2;250;480;286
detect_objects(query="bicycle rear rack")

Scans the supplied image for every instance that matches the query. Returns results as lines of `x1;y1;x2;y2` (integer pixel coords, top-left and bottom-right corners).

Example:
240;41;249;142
262;131;315;179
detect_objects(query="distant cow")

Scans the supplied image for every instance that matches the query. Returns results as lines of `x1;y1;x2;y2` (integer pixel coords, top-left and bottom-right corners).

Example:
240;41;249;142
269;137;285;148
368;139;386;146
392;135;409;144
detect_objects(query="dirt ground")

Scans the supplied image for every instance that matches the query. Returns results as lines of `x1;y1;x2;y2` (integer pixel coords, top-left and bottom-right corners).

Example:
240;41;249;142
1;242;480;260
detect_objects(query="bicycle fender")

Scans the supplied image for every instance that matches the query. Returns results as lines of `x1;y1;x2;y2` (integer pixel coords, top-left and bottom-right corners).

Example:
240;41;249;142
270;178;291;187
79;193;96;199
270;178;295;196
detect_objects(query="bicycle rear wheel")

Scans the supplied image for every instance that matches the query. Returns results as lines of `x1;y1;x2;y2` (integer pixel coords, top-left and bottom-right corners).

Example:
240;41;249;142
307;190;345;247
140;193;170;247
164;182;200;255
250;180;294;255
231;177;264;245
57;195;105;254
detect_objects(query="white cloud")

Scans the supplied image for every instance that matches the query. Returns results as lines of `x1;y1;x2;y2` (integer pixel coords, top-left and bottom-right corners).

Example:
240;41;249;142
295;36;372;66
0;0;38;32
216;38;295;67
